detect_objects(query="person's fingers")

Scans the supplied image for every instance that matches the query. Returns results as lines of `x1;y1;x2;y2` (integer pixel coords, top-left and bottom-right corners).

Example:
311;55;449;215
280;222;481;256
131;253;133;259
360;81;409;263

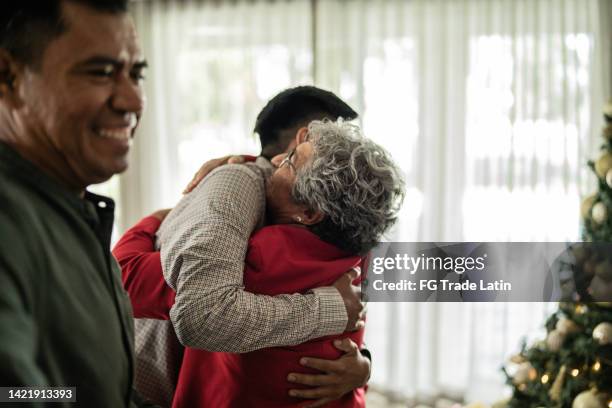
288;386;333;399
299;357;342;373
227;155;245;164
353;286;364;312
333;338;359;354
183;156;230;193
347;267;360;281
354;320;365;331
182;180;196;194
183;169;206;194
287;373;335;386
347;319;365;332
334;268;364;332
360;302;368;316
150;208;172;221
304;398;334;408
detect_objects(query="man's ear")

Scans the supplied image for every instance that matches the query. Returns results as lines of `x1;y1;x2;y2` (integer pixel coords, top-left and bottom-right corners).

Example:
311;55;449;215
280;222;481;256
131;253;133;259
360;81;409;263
0;49;24;108
294;207;325;226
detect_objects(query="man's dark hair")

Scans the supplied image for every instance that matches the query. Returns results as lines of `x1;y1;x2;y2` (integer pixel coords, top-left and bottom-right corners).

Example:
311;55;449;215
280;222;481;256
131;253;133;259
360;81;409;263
254;86;358;159
1;0;129;67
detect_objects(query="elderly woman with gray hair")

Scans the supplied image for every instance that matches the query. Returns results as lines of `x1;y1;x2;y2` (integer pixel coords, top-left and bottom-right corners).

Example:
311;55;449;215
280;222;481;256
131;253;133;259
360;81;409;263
194;119;405;408
266;119;404;255
115;119;404;408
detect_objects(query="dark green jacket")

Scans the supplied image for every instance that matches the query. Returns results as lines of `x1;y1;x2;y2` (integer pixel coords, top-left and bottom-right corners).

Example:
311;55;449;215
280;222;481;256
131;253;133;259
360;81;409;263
0;142;137;407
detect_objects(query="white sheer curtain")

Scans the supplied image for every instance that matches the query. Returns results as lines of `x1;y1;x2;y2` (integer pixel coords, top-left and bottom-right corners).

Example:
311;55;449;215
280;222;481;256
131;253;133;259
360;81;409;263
124;0;313;225
123;0;610;404
313;0;607;403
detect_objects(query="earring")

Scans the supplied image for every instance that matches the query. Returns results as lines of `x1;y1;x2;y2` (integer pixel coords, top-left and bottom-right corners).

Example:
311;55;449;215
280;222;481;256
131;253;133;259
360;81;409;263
295;216;303;223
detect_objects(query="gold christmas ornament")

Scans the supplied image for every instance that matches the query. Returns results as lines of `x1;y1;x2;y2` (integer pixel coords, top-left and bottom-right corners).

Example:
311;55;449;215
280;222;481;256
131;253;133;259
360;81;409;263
546;329;566;352
605;100;612;117
491;398;510;408
573;245;590;264
592;322;612;345
584;260;597;277
595;260;612;282
592;202;608;224
509;354;526;364
512;362;536;385
595;154;612;179
582;194;597;219
541;373;550;384
561;280;577;300
607;169;612;188
464;403;487;408
556;318;580;334
572;388;607;408
549;365;566;402
589;275;612;302
535;339;547;350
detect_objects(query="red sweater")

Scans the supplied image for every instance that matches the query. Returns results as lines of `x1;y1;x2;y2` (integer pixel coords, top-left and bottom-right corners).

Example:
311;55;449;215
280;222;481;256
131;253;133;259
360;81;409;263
113;216;366;408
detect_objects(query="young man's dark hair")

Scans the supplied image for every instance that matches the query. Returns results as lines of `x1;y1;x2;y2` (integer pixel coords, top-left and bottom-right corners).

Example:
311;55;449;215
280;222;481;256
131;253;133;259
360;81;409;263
254;86;358;159
1;0;128;67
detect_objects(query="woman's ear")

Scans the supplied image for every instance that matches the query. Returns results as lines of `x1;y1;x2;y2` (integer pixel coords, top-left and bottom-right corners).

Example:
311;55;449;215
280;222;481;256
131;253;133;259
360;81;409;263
293;207;324;226
295;126;309;145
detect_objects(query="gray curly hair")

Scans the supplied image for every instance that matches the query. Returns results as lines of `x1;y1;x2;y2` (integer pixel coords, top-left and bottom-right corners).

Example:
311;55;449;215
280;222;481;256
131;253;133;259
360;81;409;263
292;120;405;254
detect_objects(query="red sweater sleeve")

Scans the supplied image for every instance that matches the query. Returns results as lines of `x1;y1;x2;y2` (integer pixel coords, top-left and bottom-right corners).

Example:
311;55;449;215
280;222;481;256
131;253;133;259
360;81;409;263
112;216;175;319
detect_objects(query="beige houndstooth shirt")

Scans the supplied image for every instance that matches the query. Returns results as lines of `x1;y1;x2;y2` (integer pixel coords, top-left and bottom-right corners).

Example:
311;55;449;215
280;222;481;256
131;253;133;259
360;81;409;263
157;158;347;352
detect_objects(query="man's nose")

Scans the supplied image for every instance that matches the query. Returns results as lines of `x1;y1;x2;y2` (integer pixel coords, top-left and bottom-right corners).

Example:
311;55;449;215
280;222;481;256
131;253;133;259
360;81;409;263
111;75;145;114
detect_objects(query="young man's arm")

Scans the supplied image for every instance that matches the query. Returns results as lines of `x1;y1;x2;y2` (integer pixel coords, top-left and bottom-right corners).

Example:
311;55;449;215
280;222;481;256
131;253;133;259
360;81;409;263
114;199;370;403
159;164;356;353
113;214;174;320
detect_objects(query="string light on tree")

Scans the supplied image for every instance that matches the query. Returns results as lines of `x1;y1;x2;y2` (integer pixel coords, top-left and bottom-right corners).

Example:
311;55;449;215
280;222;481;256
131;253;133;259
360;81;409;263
592;360;601;372
575;304;589;314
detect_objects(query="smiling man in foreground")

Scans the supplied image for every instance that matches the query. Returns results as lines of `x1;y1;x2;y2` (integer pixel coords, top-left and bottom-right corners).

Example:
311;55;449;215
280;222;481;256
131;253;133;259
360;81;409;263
0;1;147;406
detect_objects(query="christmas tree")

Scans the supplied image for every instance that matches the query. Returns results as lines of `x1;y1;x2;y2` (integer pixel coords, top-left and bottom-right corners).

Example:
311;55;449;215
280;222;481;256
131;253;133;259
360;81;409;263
499;102;612;408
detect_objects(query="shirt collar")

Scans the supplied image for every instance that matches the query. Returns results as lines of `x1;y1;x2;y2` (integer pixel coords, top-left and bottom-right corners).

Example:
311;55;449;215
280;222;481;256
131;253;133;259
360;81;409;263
0;141;115;224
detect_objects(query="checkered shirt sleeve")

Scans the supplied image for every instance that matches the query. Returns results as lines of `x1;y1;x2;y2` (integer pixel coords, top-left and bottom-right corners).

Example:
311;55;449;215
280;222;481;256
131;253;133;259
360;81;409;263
157;161;347;352
133;319;182;407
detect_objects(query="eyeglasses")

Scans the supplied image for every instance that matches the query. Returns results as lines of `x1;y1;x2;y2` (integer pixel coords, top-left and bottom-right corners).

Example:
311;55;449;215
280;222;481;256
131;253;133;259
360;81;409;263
278;148;297;172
